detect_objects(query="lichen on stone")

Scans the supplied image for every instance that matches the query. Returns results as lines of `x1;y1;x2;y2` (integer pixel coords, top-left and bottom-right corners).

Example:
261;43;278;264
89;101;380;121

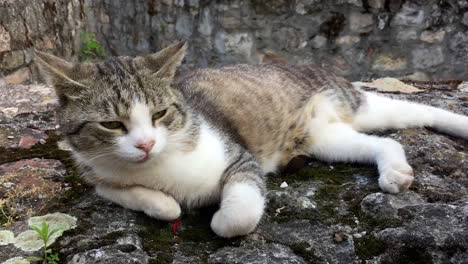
1;257;30;264
28;212;77;232
13;212;77;251
13;230;43;251
0;230;14;245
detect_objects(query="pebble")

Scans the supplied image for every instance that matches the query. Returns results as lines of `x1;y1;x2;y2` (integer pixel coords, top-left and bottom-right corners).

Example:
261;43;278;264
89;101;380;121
2;182;14;188
334;232;348;243
280;182;288;188
7;136;14;139
18;136;40;149
353;231;367;239
39;139;46;144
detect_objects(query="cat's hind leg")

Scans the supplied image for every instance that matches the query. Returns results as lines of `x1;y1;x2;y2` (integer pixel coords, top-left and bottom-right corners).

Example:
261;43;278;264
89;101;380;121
308;122;413;193
352;91;468;139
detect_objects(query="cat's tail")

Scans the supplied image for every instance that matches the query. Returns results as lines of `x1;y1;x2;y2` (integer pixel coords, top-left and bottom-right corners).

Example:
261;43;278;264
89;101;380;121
350;87;468;140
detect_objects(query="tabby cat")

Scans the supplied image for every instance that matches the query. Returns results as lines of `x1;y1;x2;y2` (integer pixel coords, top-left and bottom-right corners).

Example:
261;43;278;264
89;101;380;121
36;41;468;238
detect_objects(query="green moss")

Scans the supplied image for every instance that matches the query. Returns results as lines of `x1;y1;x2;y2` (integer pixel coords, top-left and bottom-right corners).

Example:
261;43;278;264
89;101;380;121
392;245;434;264
137;206;242;262
266;163;377;224
355;235;388;260
280;163;376;186
101;231;125;241
289;241;322;264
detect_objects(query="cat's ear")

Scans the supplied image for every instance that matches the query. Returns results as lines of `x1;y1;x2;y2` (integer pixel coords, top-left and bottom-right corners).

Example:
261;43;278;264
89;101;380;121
133;40;188;80
35;51;88;102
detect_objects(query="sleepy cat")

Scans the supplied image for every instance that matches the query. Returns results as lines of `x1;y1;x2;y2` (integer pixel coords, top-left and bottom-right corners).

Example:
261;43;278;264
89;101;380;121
36;41;468;238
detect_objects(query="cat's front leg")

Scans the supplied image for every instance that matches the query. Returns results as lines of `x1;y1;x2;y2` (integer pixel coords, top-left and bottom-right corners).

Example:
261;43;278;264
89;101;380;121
211;153;266;238
96;185;181;221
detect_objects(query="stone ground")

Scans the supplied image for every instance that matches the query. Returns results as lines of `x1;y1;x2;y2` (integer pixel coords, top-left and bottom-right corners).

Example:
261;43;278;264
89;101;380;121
0;81;467;264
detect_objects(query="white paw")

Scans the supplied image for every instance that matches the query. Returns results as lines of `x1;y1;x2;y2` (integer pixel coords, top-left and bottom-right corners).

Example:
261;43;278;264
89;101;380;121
379;163;414;193
211;183;265;238
143;197;181;221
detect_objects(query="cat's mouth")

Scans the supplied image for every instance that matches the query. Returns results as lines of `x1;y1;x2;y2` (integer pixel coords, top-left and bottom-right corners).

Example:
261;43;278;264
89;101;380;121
135;153;152;163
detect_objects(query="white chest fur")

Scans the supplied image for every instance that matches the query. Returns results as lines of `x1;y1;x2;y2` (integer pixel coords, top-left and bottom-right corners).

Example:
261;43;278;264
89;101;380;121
97;124;229;207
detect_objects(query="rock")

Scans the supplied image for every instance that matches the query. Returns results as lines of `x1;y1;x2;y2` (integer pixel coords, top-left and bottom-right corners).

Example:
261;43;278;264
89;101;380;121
295;0;323;15
258;221;357;263
368;0;385;9
391;3;425;26
0;26;11;53
463;12;468;27
399;71;430;81
209;243;306;264
449;31;468;54
69;246;150;264
187;0;199;8
215;31;255;61
333;232;348;243
412;46;444;69
377;13;389;30
372;54;407;71
334;0;362;6
174;0;184;7
458;82;468;92
396;28;418;41
297;197;316;209
198;8;213;36
221;15;242;29
311;35;327;49
0;159;66;222
0;84;58;114
336;35;360;46
18;135;41;149
99;12;110;24
349;12;374;33
420;30;445;43
251;0;291;15
360;192;424;219
376;201;468;264
272;27;300;51
175;14;193;38
0;50;24;70
3;68;31;85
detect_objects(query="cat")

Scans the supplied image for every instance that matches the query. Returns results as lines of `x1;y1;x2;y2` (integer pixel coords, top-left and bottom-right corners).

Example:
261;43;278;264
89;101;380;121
36;41;468;238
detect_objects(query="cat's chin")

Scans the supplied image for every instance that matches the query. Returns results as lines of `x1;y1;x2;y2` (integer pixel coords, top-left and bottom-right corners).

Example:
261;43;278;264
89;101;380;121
135;155;152;164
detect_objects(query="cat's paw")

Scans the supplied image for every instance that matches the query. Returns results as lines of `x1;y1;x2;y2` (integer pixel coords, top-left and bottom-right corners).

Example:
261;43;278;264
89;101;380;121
143;196;181;221
211;183;265;238
379;163;414;193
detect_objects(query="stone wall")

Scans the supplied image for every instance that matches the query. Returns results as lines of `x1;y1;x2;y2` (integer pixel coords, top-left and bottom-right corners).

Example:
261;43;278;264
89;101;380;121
1;0;468;84
0;0;85;84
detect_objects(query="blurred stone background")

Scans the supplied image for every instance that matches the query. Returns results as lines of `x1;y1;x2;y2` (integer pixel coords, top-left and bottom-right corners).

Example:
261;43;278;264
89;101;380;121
1;0;468;85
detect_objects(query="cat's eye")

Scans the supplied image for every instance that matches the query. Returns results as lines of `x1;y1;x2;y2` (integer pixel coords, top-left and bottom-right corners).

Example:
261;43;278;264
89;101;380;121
152;109;167;122
100;121;126;131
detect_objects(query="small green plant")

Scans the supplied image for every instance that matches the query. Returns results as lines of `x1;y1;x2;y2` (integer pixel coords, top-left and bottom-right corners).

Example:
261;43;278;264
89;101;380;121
79;31;106;61
27;222;62;264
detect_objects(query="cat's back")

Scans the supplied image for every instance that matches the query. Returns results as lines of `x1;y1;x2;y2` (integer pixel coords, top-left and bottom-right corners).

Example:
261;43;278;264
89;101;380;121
174;63;356;168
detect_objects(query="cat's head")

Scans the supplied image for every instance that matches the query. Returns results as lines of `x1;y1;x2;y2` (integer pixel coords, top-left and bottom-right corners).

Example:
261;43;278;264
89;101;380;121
36;41;189;167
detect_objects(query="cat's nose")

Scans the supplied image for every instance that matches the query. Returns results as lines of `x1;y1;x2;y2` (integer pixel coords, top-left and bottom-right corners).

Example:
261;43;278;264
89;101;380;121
135;139;155;153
